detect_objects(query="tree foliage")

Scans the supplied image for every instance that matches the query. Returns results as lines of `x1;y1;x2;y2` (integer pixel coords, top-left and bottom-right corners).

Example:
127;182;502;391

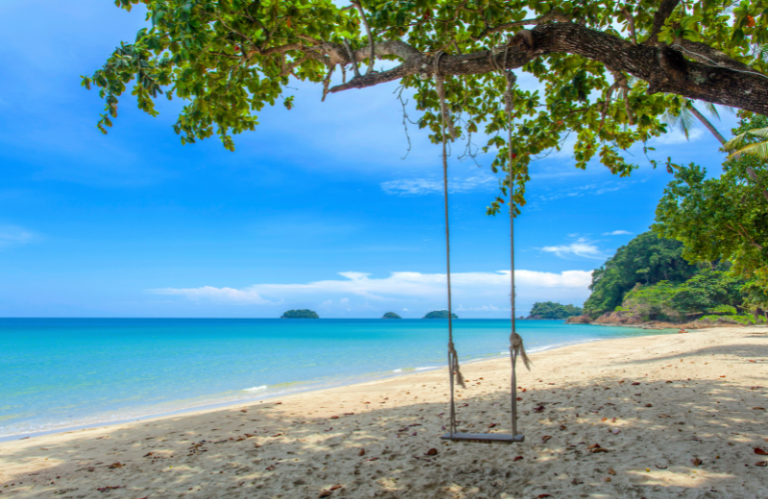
85;0;768;211
620;269;748;321
653;115;768;305
423;310;458;319
382;311;402;318
583;231;697;317
528;301;582;319
280;309;320;318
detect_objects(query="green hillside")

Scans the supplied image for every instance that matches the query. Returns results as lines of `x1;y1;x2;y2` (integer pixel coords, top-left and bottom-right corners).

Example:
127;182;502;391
528;301;583;319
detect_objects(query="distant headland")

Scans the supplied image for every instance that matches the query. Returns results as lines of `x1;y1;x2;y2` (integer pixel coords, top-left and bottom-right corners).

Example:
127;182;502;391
423;310;458;319
525;301;583;320
280;309;319;319
382;312;402;319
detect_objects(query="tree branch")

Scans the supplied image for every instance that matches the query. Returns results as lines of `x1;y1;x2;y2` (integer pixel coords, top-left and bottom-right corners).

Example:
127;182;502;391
621;6;637;44
343;39;361;78
645;0;681;46
352;1;376;75
323;23;768;117
473;8;570;40
672;39;757;74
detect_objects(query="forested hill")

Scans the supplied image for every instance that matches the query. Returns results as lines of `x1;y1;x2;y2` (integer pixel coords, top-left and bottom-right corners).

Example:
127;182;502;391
583;232;697;318
578;232;761;326
527;302;583;320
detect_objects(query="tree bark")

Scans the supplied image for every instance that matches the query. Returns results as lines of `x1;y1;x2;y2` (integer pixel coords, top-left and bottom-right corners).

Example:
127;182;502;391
321;22;768;116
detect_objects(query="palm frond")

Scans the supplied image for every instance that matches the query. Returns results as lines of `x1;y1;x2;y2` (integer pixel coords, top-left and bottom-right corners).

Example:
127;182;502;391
729;140;768;160
725;127;768;159
724;130;755;151
664;103;696;140
704;102;720;121
746;127;768;139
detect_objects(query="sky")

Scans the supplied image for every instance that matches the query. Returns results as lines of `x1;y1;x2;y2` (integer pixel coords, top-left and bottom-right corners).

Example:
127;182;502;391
0;0;741;318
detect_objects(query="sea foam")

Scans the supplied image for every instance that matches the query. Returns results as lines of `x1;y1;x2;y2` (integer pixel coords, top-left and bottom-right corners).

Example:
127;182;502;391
244;385;268;392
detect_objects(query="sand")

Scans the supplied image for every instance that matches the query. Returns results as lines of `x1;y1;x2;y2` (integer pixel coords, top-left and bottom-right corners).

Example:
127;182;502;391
2;326;768;499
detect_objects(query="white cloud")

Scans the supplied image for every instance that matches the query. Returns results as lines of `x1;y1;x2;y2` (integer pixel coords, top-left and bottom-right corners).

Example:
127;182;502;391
0;225;37;248
154;286;273;305
540;237;606;260
152;269;593;305
381;175;497;195
603;230;632;236
456;304;511;312
538;181;633;202
595;185;626;195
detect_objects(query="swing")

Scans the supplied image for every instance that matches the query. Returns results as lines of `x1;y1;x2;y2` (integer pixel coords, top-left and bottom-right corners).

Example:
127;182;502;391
432;51;531;444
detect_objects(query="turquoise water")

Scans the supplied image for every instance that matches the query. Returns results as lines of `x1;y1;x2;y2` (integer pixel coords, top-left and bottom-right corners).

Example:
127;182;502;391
0;318;662;438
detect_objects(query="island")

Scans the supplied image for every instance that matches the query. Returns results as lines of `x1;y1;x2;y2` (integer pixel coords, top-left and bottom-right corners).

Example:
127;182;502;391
280;309;319;319
382;312;402;319
566;231;765;328
526;301;583;320
423;310;458;319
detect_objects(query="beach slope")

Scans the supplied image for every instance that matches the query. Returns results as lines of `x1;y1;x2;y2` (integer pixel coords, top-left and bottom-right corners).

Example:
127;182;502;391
2;327;767;498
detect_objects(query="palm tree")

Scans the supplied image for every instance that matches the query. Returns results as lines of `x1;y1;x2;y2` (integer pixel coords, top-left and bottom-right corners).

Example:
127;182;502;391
723;127;768;159
664;101;725;143
667;99;768;202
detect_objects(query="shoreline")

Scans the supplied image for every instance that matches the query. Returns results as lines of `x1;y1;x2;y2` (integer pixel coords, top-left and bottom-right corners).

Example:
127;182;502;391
0;330;638;443
4;326;767;498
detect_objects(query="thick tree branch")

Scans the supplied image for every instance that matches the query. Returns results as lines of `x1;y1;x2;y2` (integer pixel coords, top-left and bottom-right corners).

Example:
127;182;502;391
323;23;768;116
672;39;757;74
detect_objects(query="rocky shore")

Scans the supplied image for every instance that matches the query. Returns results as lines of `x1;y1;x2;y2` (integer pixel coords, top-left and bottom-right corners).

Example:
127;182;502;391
566;311;755;330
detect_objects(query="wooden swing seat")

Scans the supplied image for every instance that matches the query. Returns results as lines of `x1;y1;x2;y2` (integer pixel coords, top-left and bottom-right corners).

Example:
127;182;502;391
441;433;525;444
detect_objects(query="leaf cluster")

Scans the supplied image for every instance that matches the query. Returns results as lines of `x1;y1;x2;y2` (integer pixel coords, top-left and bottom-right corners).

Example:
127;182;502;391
85;0;768;208
653;115;768;301
620;269;747;322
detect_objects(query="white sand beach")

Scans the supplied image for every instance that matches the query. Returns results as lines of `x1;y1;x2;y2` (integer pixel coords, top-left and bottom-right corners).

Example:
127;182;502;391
2;326;768;498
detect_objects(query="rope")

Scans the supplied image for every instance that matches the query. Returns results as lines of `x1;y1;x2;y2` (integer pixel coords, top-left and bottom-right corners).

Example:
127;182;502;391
436;50;464;434
499;55;531;437
510;331;531;370
434;52;457;141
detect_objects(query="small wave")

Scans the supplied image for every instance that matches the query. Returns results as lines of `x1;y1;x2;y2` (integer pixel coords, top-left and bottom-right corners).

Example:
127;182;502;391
392;369;403;373
415;366;438;371
244;385;267;392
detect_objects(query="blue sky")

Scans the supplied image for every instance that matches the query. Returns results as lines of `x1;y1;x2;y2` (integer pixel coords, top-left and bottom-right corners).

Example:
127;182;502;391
0;0;740;318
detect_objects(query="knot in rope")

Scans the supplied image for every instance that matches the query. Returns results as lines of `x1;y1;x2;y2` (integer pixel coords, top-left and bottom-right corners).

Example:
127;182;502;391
509;331;531;371
448;341;465;388
434;51;457;141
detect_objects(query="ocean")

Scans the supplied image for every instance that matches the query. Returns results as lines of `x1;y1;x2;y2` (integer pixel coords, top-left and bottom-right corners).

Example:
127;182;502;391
0;318;666;439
